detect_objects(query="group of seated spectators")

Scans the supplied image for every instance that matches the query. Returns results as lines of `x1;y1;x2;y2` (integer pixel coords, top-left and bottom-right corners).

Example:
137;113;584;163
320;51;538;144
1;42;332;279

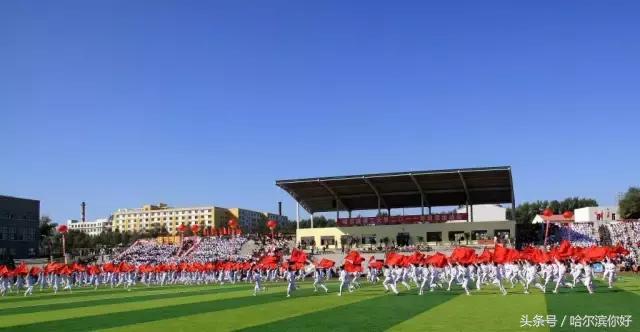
556;223;600;247
114;240;179;265
114;236;253;265
186;236;249;262
249;235;292;259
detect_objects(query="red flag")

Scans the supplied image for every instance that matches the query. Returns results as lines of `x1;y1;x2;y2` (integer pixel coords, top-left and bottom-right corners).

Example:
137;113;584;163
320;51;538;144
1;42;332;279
290;248;308;264
493;244;508;264
14;262;28;276
476;249;493;263
425;252;448;268
317;258;335;269
344;251;365;264
29;266;41;276
584;246;609;262
385;252;405;266
450;247;475;264
344;260;363;273
408;251;425;264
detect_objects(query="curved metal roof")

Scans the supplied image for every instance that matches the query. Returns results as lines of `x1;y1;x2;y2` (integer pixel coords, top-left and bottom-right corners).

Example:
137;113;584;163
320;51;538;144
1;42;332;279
276;166;514;213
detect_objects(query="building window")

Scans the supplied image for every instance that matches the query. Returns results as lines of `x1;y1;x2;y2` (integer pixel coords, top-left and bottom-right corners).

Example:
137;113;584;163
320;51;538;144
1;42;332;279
471;230;488;240
426;232;442;242
320;236;336;246
448;231;465;242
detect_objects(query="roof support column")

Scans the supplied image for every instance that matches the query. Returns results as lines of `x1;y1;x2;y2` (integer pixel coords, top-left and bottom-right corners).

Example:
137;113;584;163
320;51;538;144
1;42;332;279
310;212;313;229
409;173;429;223
458;171;472;223
466;204;469;223
364;176;387;222
509;167;517;222
296;203;300;230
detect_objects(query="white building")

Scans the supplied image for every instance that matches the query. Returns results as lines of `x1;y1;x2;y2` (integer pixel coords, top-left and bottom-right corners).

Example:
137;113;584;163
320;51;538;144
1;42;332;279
574;206;620;223
67;218;112;236
455;204;507;222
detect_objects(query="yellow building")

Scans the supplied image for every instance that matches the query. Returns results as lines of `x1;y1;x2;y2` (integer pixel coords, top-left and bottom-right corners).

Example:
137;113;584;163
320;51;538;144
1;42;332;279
111;203;229;234
112;203;288;234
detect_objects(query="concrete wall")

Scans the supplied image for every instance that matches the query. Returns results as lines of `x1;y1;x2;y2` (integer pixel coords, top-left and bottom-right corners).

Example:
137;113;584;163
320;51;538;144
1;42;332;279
455;204;507;222
296;220;515;248
574;206;620;222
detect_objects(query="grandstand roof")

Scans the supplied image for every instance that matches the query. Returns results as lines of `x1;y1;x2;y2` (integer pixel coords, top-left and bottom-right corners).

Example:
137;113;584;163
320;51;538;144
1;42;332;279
276;166;515;213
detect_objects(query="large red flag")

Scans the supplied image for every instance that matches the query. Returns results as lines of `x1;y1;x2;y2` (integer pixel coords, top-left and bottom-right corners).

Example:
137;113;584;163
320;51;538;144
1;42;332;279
450;246;475;264
344;260;363;273
344;251;365;264
425;252;448;268
290;248;308;264
493;244;508;264
317;258;335;269
385;252;405;266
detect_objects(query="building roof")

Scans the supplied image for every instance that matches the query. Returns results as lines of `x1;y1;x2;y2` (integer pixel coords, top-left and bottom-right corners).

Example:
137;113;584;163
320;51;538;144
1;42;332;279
276;166;514;213
532;214;575;224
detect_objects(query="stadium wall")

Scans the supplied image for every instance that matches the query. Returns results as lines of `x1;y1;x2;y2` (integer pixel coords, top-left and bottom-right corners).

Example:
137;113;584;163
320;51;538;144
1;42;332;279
296;221;515;248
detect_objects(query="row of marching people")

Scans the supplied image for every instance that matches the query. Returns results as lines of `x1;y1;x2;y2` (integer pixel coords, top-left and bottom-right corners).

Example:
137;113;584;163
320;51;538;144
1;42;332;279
0;241;629;298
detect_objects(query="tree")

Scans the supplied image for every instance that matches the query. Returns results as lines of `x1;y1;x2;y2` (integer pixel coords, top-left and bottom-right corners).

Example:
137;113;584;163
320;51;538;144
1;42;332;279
509;197;599;224
619;187;640;219
39;216;57;259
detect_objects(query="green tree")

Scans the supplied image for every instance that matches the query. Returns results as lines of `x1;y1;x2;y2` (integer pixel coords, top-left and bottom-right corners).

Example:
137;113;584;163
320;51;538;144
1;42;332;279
39;216;57;259
619;187;640;219
509;197;599;224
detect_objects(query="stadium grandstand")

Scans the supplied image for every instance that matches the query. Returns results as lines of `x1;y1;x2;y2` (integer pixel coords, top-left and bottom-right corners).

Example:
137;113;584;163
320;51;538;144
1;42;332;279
276;166;517;250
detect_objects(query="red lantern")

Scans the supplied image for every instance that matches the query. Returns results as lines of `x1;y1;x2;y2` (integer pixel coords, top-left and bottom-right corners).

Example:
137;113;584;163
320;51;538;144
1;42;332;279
190;224;200;234
228;219;238;229
563;211;574;219
177;224;186;233
543;208;554;217
267;220;277;230
57;224;69;234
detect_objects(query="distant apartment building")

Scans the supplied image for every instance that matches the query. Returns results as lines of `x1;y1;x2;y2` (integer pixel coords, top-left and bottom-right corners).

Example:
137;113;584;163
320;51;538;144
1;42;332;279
111;203;288;235
0;195;40;258
263;212;289;225
67;218;112;236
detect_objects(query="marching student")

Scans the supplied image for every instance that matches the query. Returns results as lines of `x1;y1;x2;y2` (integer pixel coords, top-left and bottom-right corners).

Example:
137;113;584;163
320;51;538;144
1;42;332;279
338;266;351;296
552;259;571;293
313;268;328;293
581;261;595;295
252;268;266;296
382;265;399;295
286;266;297;298
603;258;617;289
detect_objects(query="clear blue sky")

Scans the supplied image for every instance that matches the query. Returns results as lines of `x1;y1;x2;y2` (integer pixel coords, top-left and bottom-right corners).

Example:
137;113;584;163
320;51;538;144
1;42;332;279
2;1;639;222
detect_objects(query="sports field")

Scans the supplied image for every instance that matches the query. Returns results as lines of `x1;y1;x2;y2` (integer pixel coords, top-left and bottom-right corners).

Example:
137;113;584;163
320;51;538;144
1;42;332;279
1;276;639;332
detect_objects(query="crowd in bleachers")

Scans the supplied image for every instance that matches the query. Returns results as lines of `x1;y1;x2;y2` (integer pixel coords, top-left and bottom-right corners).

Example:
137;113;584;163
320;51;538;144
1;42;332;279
113;236;252;265
556;223;600;247
186;236;249;262
248;235;292;259
114;240;179;265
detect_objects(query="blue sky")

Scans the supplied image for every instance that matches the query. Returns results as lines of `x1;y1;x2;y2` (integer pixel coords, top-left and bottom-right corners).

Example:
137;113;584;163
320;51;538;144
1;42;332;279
1;1;639;222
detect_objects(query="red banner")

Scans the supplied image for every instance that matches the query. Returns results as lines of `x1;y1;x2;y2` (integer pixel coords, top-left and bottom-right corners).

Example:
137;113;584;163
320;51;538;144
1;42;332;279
336;213;468;227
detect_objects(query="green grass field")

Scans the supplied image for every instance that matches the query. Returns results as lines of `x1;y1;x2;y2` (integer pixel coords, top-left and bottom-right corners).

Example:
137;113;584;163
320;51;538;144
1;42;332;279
1;275;640;332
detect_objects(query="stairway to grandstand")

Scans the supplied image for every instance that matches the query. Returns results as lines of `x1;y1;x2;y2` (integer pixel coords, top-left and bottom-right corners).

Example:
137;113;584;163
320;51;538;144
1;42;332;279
239;239;259;257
